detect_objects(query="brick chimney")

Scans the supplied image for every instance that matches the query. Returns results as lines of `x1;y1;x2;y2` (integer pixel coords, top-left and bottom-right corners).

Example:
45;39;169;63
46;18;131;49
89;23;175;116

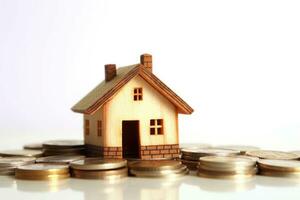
105;64;116;81
140;54;152;72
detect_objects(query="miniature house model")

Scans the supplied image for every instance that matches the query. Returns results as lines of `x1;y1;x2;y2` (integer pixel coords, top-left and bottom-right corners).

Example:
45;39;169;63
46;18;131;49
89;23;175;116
72;54;193;159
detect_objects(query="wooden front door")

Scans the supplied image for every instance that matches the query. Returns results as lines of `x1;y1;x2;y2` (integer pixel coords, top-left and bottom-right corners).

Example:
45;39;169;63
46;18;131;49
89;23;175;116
122;120;140;158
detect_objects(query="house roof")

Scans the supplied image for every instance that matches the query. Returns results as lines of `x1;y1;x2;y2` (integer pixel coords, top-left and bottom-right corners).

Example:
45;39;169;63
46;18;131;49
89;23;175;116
72;64;194;115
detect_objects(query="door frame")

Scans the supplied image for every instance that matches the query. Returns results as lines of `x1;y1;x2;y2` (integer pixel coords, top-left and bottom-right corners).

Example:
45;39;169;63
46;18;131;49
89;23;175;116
121;120;141;158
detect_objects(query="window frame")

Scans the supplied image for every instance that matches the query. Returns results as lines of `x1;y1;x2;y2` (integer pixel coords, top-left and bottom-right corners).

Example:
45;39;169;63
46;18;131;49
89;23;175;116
149;119;164;135
84;119;90;136
97;120;102;137
133;87;143;101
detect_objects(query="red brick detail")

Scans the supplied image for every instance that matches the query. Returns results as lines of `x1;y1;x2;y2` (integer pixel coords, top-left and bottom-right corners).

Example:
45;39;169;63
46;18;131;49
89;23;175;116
140;144;179;160
85;144;122;159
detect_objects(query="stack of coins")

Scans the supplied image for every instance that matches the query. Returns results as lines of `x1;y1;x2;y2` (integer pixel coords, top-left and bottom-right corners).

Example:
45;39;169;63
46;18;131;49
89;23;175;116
216;145;260;155
246;150;299;160
43;140;85;156
197;156;257;179
70;158;128;180
258;159;300;177
0;157;36;176
36;155;85;164
0;149;43;157
128;160;188;178
23;143;43;150
15;164;70;180
180;148;240;170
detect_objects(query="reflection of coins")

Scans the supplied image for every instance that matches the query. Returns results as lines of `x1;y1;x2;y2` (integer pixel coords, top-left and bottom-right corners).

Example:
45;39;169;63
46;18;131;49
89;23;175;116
43;140;84;148
246;150;299;160
0;150;43;157
70;158;127;170
23;143;43;150
37;155;85;164
16;164;70;180
72;167;128;180
216;145;260;154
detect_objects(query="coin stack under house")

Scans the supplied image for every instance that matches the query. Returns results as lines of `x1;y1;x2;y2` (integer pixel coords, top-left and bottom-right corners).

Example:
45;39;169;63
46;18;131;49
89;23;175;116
43;140;85;156
128;160;189;178
258;159;300;177
70;158;128;180
0;157;36;176
197;156;257;179
180;148;241;170
15;163;70;180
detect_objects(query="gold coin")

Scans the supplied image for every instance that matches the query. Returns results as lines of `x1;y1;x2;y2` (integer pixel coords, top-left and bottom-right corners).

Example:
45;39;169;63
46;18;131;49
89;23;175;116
216;145;260;154
0;157;36;167
197;170;255;179
198;164;257;174
234;155;259;162
258;159;300;172
199;156;256;168
43;140;84;148
16;164;69;176
181;148;240;157
70;158;127;170
259;169;300;178
246;150;299;160
36;155;85;164
130;165;187;176
0;150;43;157
180;143;211;150
290;151;300;158
131;166;189;178
128;160;182;171
23;143;43;150
72;167;128;179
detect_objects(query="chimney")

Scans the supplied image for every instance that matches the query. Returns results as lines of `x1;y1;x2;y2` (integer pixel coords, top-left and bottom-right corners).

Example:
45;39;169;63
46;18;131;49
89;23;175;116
105;64;116;81
140;54;152;72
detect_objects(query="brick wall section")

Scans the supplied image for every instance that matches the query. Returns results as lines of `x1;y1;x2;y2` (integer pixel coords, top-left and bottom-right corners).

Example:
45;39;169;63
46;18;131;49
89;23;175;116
140;144;179;159
85;144;122;159
86;144;179;159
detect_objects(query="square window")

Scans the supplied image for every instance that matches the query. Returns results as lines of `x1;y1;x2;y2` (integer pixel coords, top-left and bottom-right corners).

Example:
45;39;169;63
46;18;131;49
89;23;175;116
133;87;143;101
149;119;164;135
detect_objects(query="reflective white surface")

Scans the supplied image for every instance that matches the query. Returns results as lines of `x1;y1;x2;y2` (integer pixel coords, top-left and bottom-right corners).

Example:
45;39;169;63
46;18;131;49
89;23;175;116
1;171;300;200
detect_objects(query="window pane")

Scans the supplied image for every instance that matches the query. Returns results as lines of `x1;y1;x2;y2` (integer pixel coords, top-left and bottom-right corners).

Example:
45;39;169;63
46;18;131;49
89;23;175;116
134;88;138;93
157;119;163;125
150;119;155;126
138;88;142;93
157;127;163;135
134;95;138;101
138;95;143;100
150;128;155;135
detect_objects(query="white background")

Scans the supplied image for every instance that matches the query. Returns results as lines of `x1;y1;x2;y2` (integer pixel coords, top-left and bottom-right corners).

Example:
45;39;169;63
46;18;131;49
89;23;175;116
0;0;300;150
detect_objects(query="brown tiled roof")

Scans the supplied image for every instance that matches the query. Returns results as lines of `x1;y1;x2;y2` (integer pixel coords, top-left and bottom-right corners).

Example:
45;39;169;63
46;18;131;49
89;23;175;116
72;64;193;115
